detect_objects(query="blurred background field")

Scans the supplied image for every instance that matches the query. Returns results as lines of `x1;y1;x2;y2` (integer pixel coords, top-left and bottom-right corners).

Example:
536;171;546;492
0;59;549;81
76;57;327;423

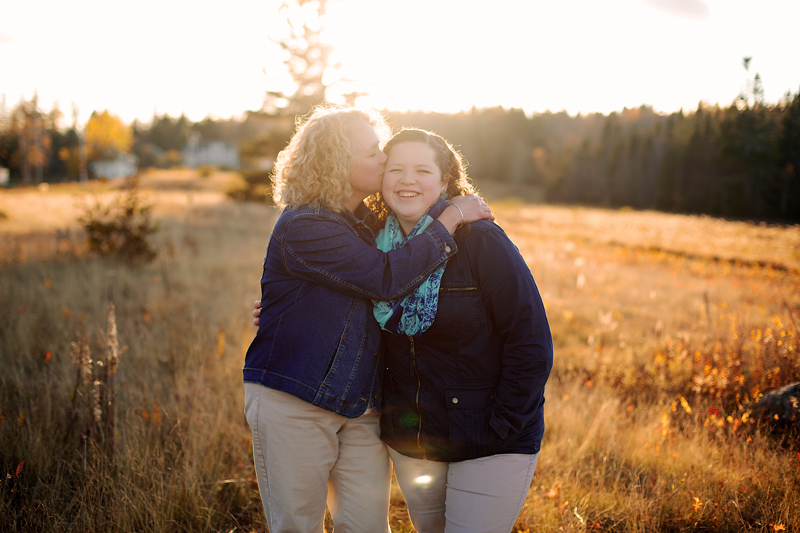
1;170;798;532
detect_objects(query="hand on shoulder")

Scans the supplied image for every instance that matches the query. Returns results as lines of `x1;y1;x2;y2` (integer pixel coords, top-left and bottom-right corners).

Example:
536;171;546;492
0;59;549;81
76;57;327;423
449;194;494;224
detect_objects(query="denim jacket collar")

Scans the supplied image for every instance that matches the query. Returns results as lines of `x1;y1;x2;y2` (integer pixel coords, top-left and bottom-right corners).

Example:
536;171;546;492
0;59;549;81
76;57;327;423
348;202;379;232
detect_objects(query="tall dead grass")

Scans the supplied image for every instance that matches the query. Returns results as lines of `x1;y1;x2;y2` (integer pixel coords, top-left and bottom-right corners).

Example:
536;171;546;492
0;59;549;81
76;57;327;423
1;179;275;531
488;197;800;533
1;176;798;532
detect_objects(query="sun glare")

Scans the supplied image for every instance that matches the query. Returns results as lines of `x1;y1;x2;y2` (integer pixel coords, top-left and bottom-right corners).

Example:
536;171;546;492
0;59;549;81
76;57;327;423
321;0;800;116
2;0;799;123
414;475;433;485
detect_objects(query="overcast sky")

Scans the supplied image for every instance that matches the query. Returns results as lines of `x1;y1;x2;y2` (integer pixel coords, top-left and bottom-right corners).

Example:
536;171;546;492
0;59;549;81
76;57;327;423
2;0;799;126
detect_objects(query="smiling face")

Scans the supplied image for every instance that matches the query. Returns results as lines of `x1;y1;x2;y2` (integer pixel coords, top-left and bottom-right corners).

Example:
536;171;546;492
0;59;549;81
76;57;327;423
382;141;448;235
346;120;387;212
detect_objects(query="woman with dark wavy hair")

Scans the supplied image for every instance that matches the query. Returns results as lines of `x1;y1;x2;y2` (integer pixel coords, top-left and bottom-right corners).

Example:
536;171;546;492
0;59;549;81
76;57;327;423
374;129;553;533
244;108;493;533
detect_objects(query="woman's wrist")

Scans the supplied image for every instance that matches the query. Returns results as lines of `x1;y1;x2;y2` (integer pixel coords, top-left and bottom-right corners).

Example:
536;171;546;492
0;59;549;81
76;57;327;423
436;205;463;235
451;203;464;225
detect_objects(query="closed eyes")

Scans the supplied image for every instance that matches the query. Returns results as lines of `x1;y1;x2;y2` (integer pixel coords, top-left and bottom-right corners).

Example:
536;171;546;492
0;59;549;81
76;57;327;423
386;167;433;173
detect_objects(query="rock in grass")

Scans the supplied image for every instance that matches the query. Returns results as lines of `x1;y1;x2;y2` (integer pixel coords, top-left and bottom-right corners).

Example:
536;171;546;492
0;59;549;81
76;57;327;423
750;382;800;427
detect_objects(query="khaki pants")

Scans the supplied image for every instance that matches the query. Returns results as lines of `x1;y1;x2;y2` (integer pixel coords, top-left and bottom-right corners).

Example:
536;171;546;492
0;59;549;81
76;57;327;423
389;447;539;533
244;383;391;533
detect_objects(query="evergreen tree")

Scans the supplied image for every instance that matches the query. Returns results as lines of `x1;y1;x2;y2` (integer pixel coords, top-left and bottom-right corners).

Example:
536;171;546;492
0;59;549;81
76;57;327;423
777;89;800;218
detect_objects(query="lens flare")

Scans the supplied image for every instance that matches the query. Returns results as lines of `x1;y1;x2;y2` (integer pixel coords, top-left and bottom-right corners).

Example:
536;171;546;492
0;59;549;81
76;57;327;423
414;475;432;485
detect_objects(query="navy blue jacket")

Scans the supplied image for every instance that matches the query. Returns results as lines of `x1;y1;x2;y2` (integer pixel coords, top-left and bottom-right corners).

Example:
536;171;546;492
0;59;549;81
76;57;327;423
380;220;553;462
243;202;458;418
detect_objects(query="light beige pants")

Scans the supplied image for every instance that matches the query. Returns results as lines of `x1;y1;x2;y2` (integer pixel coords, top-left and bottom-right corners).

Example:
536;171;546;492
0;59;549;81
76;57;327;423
389;447;539;533
244;383;391;533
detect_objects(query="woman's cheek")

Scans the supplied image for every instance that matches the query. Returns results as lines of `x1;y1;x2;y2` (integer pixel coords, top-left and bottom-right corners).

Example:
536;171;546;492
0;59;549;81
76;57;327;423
381;175;396;199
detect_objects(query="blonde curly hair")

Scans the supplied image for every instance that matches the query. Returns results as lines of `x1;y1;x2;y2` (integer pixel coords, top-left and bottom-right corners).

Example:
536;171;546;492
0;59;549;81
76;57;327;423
272;106;391;212
365;128;478;221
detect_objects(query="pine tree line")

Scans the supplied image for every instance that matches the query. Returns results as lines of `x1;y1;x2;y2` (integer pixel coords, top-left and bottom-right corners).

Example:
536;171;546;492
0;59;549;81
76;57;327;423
386;93;800;222
2;93;798;222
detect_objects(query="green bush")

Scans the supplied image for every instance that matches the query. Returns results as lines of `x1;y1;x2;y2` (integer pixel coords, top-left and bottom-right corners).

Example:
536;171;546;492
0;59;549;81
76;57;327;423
225;169;273;203
196;165;216;178
79;176;158;264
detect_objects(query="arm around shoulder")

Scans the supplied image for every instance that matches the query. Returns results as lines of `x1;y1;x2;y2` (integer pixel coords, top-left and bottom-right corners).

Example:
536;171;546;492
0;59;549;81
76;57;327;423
280;211;458;301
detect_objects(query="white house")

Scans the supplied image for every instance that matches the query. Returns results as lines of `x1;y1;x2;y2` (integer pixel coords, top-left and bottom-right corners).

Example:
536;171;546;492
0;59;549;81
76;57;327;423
90;154;138;179
182;140;240;169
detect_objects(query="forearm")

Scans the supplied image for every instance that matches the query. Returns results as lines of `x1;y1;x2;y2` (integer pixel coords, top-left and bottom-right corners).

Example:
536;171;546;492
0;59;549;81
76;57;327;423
440;195;494;233
489;345;552;438
283;215;458;300
475;225;554;438
436;205;464;235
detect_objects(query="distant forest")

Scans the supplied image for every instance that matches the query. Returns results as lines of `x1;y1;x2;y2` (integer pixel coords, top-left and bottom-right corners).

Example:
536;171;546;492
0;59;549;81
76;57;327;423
389;95;800;222
2;89;799;222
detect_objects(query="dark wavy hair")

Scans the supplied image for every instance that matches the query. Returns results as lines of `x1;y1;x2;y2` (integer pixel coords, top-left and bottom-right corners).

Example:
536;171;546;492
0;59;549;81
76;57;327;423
365;128;479;221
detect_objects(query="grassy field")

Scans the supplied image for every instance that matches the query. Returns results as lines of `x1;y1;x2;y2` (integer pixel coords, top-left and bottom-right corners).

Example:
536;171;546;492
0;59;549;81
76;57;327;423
1;170;798;532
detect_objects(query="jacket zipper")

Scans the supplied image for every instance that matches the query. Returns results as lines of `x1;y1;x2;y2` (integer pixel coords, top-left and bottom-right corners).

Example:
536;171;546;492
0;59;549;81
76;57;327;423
439;287;478;292
409;336;427;459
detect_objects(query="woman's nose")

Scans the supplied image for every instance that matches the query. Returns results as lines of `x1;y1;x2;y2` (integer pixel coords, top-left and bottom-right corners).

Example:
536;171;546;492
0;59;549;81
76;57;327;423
379;151;388;164
399;171;415;184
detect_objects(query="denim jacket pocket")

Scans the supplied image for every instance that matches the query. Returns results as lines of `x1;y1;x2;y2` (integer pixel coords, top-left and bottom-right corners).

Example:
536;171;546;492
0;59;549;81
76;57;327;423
445;386;501;457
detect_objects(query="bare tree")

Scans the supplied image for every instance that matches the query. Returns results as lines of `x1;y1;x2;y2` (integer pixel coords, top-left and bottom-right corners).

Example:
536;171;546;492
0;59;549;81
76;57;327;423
263;0;339;115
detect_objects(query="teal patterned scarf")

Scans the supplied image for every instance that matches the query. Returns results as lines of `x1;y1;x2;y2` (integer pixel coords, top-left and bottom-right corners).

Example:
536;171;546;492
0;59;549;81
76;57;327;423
372;197;450;337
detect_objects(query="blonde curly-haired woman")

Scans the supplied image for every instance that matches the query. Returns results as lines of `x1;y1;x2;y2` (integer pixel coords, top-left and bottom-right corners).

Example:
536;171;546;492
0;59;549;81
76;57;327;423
244;106;492;533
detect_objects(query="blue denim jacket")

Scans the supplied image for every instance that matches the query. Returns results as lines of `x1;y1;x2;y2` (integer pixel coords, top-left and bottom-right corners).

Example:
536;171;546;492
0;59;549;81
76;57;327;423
243;202;458;418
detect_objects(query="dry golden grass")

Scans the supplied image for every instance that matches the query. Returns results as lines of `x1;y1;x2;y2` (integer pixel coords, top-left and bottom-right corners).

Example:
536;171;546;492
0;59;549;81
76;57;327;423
1;171;798;532
0;170;248;267
1;171;271;531
479;186;800;533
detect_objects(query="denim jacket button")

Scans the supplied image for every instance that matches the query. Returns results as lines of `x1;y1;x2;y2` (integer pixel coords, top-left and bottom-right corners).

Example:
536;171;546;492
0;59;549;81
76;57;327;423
451;397;458;404
445;245;452;253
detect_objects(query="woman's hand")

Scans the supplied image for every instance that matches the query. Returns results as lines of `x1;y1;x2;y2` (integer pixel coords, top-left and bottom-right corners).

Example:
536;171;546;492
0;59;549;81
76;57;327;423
253;300;262;327
451;194;494;223
438;194;494;234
